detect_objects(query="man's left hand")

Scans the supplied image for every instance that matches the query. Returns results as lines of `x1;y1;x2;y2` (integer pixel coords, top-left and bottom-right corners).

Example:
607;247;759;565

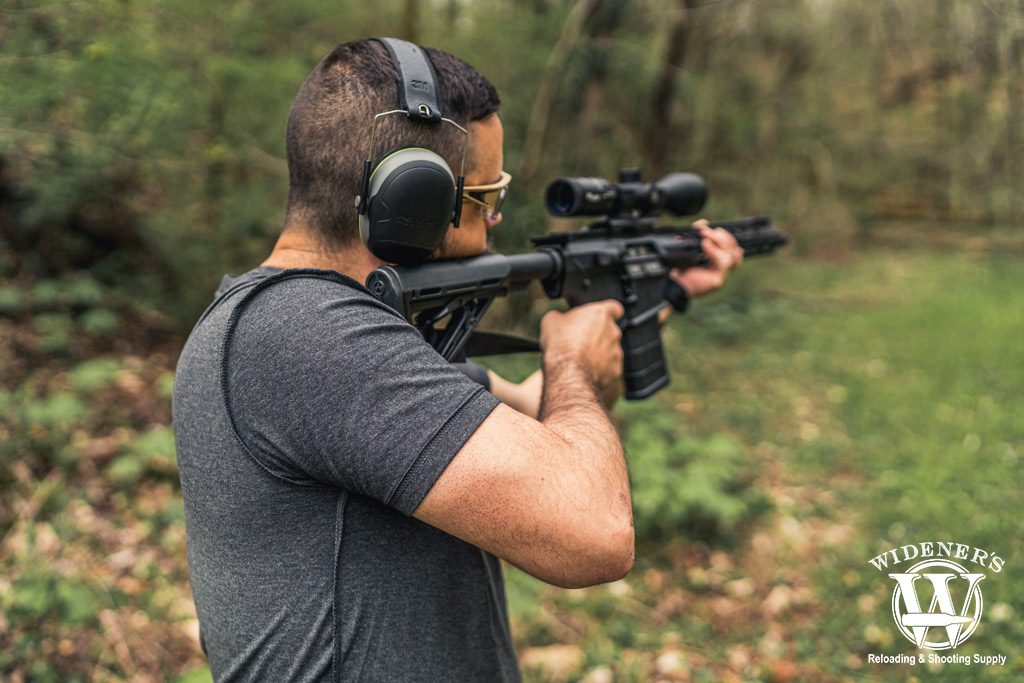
669;218;744;297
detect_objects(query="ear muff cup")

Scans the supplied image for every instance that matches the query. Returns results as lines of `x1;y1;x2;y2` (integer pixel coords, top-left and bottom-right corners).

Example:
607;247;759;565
359;148;456;265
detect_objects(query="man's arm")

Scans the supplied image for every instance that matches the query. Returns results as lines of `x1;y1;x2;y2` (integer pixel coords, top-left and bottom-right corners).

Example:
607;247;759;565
488;367;621;420
486;369;543;419
414;300;633;589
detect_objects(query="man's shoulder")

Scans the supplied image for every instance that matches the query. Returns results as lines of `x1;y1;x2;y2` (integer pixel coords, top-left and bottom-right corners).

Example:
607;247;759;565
180;265;403;371
215;265;371;303
201;265;403;327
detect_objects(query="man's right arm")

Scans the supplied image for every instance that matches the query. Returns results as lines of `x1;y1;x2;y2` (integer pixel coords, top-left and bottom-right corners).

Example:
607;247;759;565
413;300;634;589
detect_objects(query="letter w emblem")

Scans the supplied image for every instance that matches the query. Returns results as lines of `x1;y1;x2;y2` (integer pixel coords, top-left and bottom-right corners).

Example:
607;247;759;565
889;565;985;649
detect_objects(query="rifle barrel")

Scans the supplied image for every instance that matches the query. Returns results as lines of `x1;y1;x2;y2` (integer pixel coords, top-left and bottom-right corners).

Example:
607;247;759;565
505;250;561;284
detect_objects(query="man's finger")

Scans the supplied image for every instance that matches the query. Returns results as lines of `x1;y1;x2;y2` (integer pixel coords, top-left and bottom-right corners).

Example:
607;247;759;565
588;299;625;321
700;226;739;251
701;238;727;270
702;232;744;271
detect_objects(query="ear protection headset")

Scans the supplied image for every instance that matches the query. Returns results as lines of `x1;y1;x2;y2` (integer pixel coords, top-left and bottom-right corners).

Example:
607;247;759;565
355;37;468;265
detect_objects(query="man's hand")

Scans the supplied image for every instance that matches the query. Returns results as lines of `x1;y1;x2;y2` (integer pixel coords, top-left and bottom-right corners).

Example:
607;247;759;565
487;300;627;418
539;300;624;408
669;218;744;298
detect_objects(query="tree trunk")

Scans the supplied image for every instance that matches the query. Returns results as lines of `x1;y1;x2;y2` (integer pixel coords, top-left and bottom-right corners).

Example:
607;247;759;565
645;0;695;180
402;0;421;44
517;0;601;185
1007;26;1024;224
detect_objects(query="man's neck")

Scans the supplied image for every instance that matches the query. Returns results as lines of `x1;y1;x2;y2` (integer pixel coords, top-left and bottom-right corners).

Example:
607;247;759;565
261;228;384;284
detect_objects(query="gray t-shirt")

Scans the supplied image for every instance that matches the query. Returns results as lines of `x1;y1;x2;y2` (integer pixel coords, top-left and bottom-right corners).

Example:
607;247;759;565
172;267;519;682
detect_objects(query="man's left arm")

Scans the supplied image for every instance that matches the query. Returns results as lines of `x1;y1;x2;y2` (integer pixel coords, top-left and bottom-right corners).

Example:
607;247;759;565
487;369;543;418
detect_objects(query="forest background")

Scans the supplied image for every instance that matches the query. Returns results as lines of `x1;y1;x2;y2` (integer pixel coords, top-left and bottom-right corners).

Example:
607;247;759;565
2;0;1023;681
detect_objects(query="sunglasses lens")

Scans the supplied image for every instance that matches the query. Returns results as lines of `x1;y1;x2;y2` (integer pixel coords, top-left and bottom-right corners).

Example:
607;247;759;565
489;186;508;218
474;187;507;220
463;173;511;219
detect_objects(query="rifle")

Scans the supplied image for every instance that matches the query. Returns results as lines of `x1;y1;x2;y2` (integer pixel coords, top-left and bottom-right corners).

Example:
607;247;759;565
365;169;787;400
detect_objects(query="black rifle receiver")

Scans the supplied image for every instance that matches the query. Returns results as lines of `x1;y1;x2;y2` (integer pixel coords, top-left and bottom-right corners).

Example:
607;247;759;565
366;169;788;400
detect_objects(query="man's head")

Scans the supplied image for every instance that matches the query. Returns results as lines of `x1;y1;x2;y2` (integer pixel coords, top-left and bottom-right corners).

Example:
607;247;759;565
284;39;503;259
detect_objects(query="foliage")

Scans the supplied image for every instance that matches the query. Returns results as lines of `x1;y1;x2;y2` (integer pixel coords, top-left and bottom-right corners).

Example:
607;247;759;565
0;280;194;680
759;252;1024;680
4;0;1024;324
4;0;1024;680
619;402;770;545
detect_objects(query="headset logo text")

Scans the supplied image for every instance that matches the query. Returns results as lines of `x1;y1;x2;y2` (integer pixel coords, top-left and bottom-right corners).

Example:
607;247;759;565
869;542;1003;650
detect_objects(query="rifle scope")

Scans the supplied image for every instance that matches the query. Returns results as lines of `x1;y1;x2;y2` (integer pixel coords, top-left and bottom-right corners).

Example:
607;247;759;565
545;169;707;218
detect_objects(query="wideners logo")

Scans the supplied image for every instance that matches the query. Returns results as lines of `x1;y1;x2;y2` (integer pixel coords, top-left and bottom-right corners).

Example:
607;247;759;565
868;541;1004;656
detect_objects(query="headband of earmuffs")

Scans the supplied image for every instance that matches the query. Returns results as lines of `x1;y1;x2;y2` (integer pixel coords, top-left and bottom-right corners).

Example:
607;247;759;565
357;38;465;265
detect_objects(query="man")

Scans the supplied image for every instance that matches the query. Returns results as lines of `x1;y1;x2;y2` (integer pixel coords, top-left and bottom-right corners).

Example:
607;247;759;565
173;38;742;681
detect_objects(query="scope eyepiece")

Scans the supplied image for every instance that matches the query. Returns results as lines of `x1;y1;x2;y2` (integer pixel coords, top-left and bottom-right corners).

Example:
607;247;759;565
544;170;707;218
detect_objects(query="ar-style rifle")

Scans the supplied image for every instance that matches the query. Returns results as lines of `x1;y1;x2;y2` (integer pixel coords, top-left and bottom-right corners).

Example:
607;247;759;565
366;169;787;399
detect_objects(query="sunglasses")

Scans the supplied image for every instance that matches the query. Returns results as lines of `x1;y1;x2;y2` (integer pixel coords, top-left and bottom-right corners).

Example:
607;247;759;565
462;171;511;220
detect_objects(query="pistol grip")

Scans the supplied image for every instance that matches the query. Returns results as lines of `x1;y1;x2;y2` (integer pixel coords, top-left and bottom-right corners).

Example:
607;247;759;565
621;313;669;400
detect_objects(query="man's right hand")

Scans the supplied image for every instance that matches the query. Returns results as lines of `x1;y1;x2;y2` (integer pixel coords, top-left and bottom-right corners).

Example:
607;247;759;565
539;300;625;409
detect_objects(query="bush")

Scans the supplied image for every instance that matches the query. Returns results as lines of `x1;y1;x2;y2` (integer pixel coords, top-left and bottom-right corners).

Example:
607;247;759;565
618;401;771;545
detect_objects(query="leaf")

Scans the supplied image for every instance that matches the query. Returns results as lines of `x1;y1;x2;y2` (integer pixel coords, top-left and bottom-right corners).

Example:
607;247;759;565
79;308;121;336
133;426;177;469
22;392;89;426
69;358;122;392
56;581;99;625
106;453;144;483
0;286;26;317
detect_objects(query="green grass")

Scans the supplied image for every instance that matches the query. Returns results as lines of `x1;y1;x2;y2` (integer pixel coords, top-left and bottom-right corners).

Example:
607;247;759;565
726;251;1024;680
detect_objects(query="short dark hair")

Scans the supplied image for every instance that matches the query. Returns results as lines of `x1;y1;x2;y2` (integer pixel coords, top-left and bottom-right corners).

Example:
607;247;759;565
284;39;501;251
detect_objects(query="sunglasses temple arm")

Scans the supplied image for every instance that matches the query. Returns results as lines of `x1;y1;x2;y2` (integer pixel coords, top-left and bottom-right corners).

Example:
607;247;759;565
452;175;465;229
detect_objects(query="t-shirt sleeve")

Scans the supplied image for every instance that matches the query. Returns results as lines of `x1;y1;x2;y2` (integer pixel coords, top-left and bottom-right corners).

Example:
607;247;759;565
451;360;491;390
222;276;501;515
